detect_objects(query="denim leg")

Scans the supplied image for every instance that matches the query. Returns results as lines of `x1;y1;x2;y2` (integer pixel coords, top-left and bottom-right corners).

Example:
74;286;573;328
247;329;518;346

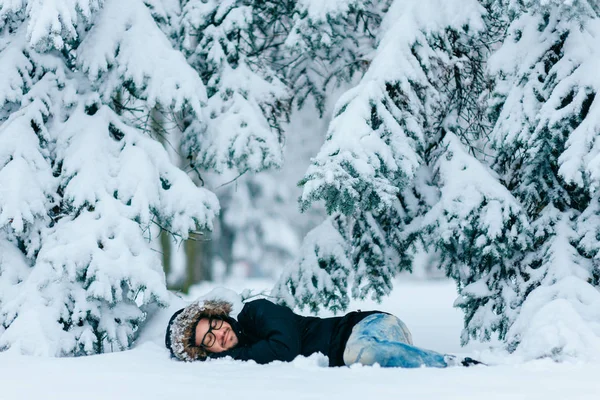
343;313;448;368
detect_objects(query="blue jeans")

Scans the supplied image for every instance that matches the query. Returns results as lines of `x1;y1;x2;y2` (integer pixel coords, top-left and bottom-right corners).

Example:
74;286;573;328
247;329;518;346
343;313;448;368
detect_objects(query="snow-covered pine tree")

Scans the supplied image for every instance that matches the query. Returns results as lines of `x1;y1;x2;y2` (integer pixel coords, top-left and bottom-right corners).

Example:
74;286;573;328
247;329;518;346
178;0;289;175
0;1;57;340
274;0;528;315
175;0;296;280
284;0;391;115
163;1;394;283
276;213;352;313
423;133;530;345
0;0;218;356
488;0;600;359
420;0;531;346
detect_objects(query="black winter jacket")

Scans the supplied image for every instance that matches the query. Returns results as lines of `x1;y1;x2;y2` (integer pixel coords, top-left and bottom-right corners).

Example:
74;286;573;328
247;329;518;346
209;299;380;367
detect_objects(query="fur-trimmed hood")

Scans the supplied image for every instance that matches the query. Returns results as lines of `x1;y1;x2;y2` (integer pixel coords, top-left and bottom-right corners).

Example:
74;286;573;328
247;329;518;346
165;299;233;361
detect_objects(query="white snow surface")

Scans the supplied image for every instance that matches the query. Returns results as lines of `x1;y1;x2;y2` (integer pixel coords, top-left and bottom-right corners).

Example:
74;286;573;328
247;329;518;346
1;278;597;399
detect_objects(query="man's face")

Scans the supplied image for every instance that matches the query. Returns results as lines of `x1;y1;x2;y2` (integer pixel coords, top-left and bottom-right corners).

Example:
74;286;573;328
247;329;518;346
195;317;238;353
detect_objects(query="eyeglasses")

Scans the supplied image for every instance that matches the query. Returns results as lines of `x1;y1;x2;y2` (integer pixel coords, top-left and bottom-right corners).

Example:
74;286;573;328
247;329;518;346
196;317;224;349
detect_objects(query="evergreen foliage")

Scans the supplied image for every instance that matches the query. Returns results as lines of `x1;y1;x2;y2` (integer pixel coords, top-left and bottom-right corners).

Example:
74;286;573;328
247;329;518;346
278;0;600;361
285;0;391;114
175;0;297;281
178;0;290;174
2;0;600;362
488;1;600;359
425;133;530;344
0;0;218;356
175;0;386;279
276;214;352;313
273;0;529;320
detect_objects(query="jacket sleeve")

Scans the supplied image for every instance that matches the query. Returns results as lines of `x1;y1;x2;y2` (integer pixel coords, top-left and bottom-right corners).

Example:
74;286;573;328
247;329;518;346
209;299;301;364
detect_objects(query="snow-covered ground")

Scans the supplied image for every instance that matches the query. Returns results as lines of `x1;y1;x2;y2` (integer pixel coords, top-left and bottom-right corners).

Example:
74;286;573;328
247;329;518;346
1;279;598;400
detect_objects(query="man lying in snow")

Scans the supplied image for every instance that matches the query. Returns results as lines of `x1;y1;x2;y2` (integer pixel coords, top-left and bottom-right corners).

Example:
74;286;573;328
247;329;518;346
165;297;482;368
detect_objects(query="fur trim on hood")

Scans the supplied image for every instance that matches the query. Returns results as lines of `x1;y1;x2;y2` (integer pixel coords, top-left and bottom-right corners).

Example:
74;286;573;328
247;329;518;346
165;299;233;361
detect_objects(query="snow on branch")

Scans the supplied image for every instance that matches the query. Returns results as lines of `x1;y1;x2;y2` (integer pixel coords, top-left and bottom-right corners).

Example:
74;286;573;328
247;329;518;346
180;0;286;174
273;215;352;314
487;5;600;359
77;0;207;115
507;210;600;361
25;0;102;51
423;132;530;343
299;0;486;216
0;0;221;356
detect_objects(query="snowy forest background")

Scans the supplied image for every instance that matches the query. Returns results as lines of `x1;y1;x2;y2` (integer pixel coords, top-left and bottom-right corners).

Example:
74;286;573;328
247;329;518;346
1;0;600;364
